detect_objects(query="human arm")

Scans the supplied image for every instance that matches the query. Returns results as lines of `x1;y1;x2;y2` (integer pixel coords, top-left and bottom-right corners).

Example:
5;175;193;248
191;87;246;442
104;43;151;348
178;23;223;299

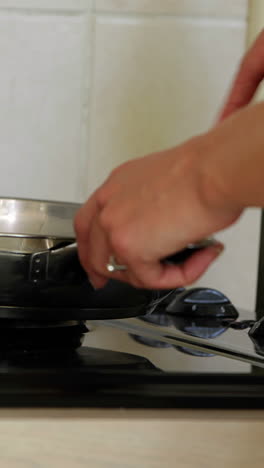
74;31;264;290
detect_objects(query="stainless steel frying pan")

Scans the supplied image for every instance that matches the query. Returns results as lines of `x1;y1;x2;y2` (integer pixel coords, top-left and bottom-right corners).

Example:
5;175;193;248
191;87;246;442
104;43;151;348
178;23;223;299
0;197;78;248
0;198;153;318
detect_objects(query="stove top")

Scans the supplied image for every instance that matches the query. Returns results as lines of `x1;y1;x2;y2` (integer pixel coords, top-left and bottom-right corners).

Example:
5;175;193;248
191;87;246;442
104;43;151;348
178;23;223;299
1;285;264;409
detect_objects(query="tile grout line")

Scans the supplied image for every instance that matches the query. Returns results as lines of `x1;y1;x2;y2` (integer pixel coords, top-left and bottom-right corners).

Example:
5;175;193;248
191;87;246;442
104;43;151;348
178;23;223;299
0;7;248;26
92;10;248;25
78;9;97;201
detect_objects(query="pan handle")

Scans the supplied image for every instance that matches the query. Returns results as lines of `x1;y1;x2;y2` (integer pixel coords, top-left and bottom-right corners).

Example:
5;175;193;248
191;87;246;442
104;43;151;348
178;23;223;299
163;238;217;265
29;238;216;284
29;242;86;284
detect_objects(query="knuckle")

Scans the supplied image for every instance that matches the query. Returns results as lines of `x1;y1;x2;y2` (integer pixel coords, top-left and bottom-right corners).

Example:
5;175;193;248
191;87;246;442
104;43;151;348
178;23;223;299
110;228;132;259
97;162;131;207
98;208;113;231
95;186;109;208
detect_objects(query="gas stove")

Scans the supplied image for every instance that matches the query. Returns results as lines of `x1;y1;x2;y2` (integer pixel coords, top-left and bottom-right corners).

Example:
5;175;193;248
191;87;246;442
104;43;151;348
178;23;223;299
1;284;264;409
0;199;263;408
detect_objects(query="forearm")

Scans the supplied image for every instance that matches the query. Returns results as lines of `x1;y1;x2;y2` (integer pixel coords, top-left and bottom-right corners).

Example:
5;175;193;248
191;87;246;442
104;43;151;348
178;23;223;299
198;102;264;210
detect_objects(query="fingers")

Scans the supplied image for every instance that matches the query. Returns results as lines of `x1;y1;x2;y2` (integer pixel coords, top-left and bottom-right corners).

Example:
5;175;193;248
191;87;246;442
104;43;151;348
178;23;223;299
74;157;225;290
219;30;264;121
121;242;224;290
75;196;150;289
76;201;224;290
82;217;110;289
74;195;107;288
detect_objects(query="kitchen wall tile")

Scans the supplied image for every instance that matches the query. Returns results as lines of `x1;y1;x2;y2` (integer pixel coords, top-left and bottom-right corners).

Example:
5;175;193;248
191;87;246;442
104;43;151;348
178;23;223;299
0;10;91;202
88;15;247;191
95;0;248;19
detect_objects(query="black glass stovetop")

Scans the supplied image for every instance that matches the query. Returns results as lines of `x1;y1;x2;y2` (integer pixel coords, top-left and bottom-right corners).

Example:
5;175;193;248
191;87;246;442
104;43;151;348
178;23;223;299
1;285;264;409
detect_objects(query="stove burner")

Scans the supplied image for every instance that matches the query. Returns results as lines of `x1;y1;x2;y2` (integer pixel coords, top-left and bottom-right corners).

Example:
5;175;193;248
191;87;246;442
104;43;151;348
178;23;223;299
129;288;240;356
166;287;239;319
130;335;172;348
130;311;173;348
0;320;88;355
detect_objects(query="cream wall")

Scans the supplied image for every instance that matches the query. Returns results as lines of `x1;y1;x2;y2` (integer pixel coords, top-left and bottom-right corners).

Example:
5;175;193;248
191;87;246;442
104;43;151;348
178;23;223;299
248;0;264;43
88;1;249;191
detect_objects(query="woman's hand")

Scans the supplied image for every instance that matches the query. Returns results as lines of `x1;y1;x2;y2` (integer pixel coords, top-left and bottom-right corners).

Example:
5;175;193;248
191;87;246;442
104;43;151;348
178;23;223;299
74;139;240;289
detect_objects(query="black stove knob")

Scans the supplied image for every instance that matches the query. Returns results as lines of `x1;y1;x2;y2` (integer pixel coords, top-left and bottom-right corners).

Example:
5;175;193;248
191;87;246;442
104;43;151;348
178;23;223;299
166;287;239;319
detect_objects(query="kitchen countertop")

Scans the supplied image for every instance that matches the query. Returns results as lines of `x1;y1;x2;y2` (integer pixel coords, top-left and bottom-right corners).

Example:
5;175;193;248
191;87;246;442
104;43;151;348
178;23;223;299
0;409;263;467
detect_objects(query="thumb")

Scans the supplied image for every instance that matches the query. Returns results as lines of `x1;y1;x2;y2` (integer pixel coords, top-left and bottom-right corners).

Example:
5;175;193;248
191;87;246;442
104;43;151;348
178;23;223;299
219;30;264;121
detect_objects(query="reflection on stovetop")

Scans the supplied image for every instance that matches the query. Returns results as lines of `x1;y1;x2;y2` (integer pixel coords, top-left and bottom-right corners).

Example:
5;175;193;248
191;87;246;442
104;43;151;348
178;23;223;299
0;286;262;376
84;322;251;374
85;287;264;374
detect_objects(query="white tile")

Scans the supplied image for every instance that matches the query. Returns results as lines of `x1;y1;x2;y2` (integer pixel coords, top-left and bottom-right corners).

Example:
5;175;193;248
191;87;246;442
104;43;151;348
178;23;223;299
88;15;247;192
0;11;91;202
95;0;248;18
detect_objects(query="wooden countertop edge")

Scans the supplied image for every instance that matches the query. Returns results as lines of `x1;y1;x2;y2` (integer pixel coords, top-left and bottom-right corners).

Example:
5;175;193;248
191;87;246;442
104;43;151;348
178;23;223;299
0;408;264;420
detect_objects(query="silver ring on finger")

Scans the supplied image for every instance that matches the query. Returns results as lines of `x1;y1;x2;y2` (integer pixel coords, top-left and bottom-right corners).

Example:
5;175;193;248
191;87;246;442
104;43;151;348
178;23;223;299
106;255;128;273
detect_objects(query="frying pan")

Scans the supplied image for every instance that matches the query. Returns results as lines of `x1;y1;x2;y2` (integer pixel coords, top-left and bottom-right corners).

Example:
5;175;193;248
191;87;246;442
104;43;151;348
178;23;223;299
0;198;215;320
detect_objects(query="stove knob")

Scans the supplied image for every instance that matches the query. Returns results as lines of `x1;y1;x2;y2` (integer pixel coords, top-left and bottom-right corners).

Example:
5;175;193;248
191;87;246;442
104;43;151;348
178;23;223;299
166;287;238;319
